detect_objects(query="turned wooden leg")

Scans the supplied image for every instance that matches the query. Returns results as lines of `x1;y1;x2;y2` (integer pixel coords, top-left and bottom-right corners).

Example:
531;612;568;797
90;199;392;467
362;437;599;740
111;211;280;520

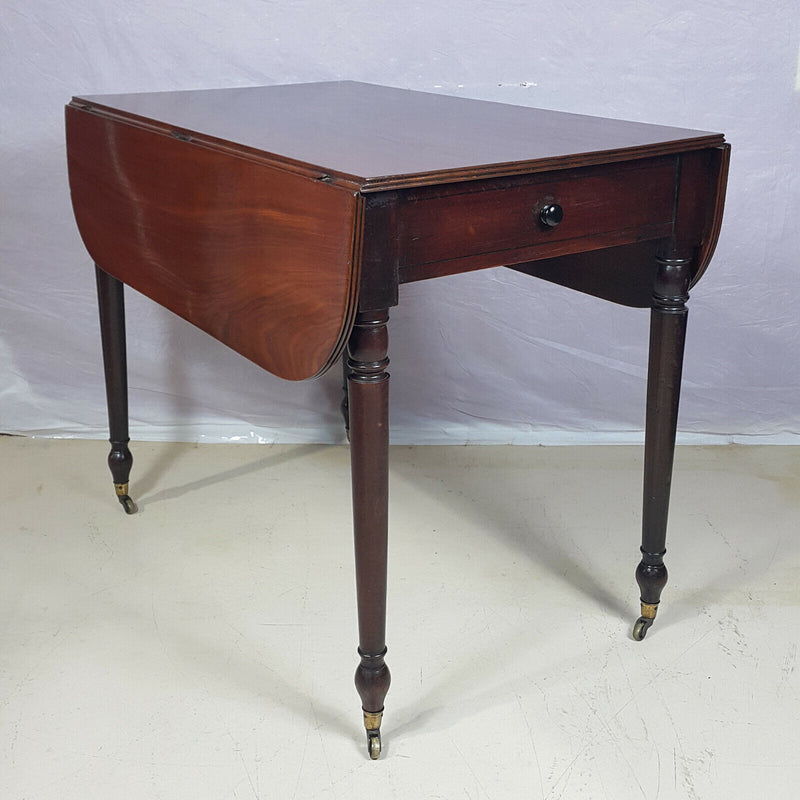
341;352;350;440
634;255;691;640
95;265;137;514
348;310;391;759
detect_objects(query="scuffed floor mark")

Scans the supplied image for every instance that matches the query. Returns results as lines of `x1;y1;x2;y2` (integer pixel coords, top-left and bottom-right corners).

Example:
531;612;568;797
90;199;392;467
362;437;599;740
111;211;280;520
778;642;798;698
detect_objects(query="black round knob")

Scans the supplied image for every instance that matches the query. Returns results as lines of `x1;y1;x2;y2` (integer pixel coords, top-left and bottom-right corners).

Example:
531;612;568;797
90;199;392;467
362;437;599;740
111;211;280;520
539;203;564;228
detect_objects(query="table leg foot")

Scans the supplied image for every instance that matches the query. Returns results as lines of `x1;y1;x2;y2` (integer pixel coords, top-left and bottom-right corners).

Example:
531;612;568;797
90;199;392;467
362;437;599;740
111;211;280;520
634;551;667;640
634;549;667;640
633;601;660;641
114;481;138;514
355;650;390;759
633;617;652;641
363;709;384;760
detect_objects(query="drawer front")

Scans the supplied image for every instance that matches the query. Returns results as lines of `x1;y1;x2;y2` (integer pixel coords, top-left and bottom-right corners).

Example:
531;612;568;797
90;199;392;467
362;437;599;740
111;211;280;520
397;158;677;270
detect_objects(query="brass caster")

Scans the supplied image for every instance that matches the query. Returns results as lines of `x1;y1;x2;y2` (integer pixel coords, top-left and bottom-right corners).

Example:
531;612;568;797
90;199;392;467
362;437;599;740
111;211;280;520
367;730;381;760
633;616;654;640
115;483;137;514
363;709;383;760
118;495;137;514
633;602;658;640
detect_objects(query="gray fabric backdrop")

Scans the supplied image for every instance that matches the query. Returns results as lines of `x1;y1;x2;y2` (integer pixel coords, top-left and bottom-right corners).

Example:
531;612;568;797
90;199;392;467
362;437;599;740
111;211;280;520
2;1;798;444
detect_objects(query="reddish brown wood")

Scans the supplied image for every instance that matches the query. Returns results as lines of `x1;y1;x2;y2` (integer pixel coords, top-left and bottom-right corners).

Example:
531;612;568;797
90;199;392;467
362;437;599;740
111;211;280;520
681;145;731;287
71;82;723;192
66;104;362;381
641;255;691;549
65;80;729;753
397;157;675;283
346;310;391;736
358;192;401;312
634;254;692;639
506;145;730;307
95;265;136;513
508;241;662;308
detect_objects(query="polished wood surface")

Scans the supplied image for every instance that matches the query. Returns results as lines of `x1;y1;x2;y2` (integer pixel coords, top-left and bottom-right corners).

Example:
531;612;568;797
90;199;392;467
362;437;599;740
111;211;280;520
67;105;362;381
347;311;392;756
72;81;724;190
396;157;676;284
66;81;729;757
509;146;730;307
95;266;135;514
67;83;729;368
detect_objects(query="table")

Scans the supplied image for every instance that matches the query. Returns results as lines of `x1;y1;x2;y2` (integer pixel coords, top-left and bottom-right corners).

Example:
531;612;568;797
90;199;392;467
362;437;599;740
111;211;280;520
65;81;729;759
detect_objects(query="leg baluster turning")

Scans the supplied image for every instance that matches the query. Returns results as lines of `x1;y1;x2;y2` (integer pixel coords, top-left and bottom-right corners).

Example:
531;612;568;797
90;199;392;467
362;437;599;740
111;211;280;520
356;648;391;760
347;310;391;758
95;265;137;514
634;550;668;640
635;255;691;640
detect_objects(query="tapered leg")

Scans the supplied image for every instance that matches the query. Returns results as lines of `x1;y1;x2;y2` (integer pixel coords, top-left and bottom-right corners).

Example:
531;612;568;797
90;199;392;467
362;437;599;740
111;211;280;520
347;310;391;759
95;265;137;514
634;255;691;640
341;352;350;440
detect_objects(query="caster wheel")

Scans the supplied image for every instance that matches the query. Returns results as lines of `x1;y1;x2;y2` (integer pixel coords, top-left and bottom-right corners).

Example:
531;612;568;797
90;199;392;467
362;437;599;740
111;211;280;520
633;616;653;641
367;731;381;760
118;495;138;514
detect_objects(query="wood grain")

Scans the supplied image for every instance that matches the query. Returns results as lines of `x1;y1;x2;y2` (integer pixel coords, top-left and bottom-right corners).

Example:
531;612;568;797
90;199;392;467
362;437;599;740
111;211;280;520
66;105;361;381
72;82;724;192
66;81;731;753
396;157;676;282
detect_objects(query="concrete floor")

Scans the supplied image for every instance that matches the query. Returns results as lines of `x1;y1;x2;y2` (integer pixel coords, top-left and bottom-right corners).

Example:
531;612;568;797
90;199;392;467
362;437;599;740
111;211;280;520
1;437;798;799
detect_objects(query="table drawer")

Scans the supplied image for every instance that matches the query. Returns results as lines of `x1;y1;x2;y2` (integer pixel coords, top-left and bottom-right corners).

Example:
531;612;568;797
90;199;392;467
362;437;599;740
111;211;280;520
397;158;677;270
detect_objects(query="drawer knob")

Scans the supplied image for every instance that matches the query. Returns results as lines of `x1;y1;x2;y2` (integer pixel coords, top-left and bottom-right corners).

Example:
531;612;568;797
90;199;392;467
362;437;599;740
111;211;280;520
539;203;563;228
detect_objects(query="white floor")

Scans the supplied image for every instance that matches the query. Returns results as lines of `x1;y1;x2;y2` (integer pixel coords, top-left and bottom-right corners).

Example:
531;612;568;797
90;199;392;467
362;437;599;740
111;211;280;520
1;438;798;799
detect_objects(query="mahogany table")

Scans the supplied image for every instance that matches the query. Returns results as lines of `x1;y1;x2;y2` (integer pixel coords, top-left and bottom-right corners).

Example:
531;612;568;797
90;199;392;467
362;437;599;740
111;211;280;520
66;81;729;759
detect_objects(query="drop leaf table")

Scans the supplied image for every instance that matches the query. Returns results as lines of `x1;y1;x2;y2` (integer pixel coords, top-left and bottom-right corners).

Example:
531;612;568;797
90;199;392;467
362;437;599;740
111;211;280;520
66;81;729;759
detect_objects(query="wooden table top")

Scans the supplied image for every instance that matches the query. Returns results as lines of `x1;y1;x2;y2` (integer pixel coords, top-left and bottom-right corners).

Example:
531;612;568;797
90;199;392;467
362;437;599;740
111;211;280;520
67;81;728;382
73;81;724;191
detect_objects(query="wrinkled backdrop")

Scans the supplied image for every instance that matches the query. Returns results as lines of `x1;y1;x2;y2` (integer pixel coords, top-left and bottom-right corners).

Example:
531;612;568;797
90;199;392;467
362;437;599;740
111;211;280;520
2;1;798;444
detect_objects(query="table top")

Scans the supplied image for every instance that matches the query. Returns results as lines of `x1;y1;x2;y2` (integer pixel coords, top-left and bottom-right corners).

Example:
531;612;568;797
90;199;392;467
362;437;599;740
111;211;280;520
73;81;724;191
67;81;729;382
